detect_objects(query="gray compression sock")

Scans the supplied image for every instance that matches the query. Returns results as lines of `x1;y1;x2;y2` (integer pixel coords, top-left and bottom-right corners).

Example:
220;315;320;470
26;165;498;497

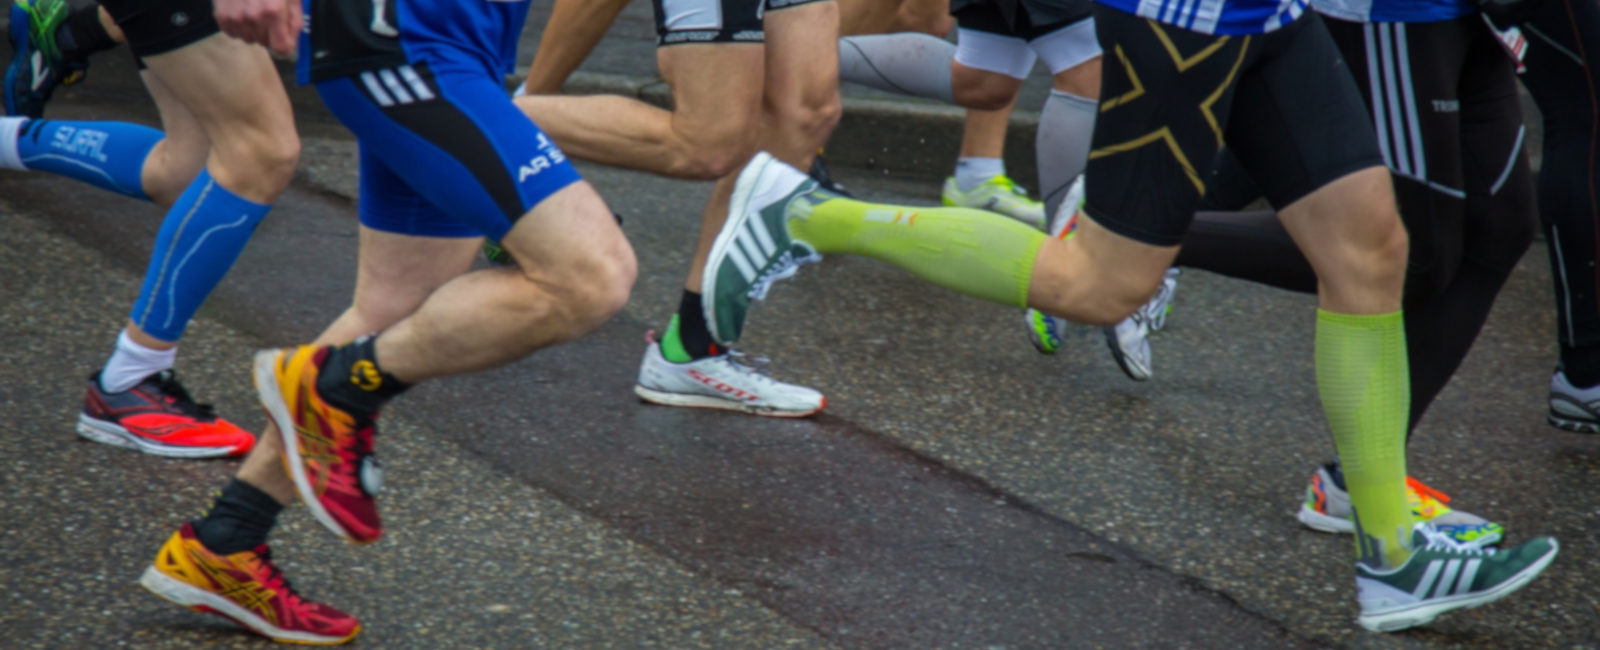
838;34;956;104
1038;89;1098;221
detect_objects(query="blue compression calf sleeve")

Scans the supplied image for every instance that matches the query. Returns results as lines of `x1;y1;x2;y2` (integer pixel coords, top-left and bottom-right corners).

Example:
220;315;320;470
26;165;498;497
130;170;271;341
16;118;162;200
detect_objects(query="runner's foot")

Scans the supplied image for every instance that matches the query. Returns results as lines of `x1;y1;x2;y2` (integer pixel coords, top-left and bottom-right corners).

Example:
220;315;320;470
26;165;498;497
142;523;360;645
253;346;383;544
5;0;87;118
1102;268;1179;381
1298;464;1505;546
942;174;1045;228
635;333;824;417
1355;523;1556;632
1547;368;1600;433
702;152;823;345
78;370;254;458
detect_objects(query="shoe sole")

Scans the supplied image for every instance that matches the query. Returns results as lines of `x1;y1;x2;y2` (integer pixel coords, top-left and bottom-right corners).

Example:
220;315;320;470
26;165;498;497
1546;412;1600;433
1102;327;1151;381
1357;540;1559;632
1023;310;1062;355
141;566;359;645
704;152;792;346
253;349;367;545
634;384;824;418
1296;504;1354;534
75;414;241;459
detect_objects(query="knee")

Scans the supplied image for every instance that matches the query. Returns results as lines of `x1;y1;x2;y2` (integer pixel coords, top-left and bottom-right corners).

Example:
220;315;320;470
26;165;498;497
666;116;759;180
215;128;300;196
952;83;1016;111
771;91;843;147
546;238;637;331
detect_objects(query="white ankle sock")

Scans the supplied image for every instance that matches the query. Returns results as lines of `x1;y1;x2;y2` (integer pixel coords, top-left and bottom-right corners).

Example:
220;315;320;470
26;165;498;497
0;116;29;171
101;330;177;393
955;157;1005;192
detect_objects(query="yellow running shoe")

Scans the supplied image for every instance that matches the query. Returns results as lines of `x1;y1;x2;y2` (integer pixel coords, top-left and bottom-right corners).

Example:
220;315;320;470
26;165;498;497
141;523;361;644
942;174;1046;228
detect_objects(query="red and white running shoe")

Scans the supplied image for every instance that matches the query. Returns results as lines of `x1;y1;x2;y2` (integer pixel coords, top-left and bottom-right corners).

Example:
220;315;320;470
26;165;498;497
78;370;254;458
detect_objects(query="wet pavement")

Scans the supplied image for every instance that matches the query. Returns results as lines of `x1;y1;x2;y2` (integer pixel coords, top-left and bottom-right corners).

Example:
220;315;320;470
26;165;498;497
4;15;1600;650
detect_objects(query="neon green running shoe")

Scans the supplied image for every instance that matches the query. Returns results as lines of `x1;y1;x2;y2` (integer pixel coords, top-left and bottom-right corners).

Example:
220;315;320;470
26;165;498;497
942;174;1045;229
6;0;86;118
1356;523;1557;632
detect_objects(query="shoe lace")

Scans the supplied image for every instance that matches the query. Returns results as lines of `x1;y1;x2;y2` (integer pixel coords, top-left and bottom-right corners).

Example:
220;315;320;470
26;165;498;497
747;247;822;301
153;371;218;420
1418;524;1495;556
249;547;304;604
1405;477;1451;505
1142;273;1178;331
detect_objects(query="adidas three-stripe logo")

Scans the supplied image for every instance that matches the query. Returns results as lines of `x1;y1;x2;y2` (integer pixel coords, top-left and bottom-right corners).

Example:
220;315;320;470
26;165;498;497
723;211;781;283
1411;558;1482;600
360;66;436;107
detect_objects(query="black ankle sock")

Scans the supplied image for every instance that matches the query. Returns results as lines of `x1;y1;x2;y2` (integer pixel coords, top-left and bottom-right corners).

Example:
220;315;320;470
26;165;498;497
192;479;284;554
315;335;410;420
1560;343;1600;389
674;290;718;360
60;5;118;63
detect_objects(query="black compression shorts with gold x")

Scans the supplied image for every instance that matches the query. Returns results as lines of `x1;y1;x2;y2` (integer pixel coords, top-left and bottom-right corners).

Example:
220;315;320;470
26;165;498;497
1083;6;1384;247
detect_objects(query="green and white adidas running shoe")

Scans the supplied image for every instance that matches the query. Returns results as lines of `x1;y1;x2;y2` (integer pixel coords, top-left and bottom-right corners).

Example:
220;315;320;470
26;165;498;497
703;152;823;345
1356;523;1557;632
942;174;1045;229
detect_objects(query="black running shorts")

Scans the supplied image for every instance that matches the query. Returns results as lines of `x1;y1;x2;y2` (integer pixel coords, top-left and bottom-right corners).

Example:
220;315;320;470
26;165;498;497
951;0;1093;38
1084;5;1384;247
653;0;833;46
98;0;220;58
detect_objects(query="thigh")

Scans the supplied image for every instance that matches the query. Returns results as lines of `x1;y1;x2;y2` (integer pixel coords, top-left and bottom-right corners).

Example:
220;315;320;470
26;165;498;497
764;1;840;109
1082;4;1254;246
1225;14;1385;212
316;60;582;242
137;33;292;140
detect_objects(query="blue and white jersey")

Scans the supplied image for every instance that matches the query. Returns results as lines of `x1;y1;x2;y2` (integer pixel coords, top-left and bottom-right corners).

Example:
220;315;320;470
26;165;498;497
1095;0;1310;35
1310;0;1475;24
300;0;532;84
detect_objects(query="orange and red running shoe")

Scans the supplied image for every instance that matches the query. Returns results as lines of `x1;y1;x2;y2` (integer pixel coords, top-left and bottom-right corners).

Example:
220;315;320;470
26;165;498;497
141;523;360;645
78;370;255;458
254;346;383;544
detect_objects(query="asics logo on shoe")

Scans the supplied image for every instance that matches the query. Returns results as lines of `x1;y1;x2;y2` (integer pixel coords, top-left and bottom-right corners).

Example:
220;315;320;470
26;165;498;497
351;360;382;391
686;369;761;401
30;52;47;92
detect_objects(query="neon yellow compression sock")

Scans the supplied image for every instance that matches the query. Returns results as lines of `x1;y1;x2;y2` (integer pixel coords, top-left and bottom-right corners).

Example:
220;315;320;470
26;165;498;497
788;193;1046;307
1315;309;1415;569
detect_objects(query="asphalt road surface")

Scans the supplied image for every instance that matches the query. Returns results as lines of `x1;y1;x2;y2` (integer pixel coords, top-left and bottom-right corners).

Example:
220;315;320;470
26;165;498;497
3;24;1600;650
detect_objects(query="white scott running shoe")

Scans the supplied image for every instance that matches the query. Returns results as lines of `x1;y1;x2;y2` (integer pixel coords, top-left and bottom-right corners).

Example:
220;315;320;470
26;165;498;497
1547;369;1600;433
1103;268;1180;381
942;174;1046;229
635;338;825;418
1355;523;1557;632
